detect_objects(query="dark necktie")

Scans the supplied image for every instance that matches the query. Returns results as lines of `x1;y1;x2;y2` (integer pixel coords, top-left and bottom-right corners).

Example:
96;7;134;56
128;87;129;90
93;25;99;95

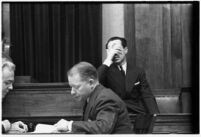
83;101;88;120
120;65;125;77
119;65;126;99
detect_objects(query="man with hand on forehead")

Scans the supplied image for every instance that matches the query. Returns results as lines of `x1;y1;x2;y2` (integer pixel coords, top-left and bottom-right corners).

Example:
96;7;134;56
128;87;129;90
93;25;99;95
98;36;159;115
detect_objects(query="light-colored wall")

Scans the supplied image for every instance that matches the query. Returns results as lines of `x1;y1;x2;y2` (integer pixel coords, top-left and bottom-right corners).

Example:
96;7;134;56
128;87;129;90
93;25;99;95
2;3;10;42
2;3;10;55
102;4;124;61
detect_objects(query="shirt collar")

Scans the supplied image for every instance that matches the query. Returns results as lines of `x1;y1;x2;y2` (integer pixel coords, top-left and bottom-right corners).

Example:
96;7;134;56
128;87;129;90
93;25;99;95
86;83;99;103
118;62;127;74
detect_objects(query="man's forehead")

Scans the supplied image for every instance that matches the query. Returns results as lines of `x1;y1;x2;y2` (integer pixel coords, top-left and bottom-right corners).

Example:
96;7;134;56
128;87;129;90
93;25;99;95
68;73;81;83
2;65;14;72
2;67;14;75
2;69;14;81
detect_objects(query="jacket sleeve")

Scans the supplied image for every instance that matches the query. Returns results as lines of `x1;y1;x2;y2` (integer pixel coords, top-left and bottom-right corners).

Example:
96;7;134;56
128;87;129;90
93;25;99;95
139;70;160;114
97;65;109;86
72;99;119;134
2;120;11;133
2;124;6;133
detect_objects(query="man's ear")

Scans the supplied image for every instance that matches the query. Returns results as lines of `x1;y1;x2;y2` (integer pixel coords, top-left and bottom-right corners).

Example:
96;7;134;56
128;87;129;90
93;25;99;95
124;47;128;54
88;79;95;90
88;78;94;85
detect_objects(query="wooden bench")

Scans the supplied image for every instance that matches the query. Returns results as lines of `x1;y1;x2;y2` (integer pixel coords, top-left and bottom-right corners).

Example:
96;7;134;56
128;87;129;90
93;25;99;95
154;88;192;113
2;83;82;132
129;113;192;134
154;88;181;113
2;83;194;133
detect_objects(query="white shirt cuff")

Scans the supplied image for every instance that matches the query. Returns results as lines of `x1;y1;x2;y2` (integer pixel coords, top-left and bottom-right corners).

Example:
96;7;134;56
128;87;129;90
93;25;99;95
103;59;112;67
2;120;11;132
68;121;73;132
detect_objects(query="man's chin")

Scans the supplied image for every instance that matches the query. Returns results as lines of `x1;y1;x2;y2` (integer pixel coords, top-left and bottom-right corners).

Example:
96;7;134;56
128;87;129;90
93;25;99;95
2;92;7;99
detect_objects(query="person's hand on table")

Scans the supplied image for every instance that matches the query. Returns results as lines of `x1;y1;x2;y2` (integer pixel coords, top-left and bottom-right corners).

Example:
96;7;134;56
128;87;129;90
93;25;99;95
54;119;72;132
8;121;28;133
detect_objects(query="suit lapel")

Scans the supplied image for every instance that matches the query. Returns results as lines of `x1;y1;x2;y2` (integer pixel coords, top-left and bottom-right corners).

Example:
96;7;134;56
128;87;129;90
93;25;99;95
109;64;125;87
83;101;91;120
125;62;139;92
82;101;88;120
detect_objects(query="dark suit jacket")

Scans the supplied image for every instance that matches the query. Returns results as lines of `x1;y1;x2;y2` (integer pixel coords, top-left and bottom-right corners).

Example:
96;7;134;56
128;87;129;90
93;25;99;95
72;84;133;134
98;62;159;114
2;124;6;133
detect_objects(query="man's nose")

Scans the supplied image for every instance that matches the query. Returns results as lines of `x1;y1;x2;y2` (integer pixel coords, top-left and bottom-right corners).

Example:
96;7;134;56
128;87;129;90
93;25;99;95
8;84;13;90
71;88;76;95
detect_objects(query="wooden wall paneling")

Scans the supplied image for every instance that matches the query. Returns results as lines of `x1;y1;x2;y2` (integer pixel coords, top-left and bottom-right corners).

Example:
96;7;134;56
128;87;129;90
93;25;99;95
125;4;193;89
151;4;164;89
181;4;192;87
171;4;183;88
135;4;164;88
124;4;136;66
162;4;173;88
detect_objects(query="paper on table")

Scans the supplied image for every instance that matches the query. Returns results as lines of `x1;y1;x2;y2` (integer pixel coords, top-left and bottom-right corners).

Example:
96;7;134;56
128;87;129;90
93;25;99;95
31;124;58;133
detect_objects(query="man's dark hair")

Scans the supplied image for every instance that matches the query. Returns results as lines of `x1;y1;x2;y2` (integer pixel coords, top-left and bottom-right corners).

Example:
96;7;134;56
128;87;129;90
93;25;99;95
105;37;127;49
67;62;98;82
